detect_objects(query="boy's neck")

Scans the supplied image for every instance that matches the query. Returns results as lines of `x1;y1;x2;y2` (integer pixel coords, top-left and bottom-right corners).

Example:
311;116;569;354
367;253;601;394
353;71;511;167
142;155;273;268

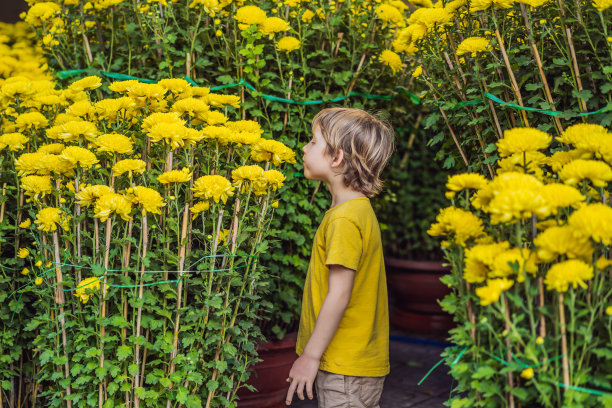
326;177;367;210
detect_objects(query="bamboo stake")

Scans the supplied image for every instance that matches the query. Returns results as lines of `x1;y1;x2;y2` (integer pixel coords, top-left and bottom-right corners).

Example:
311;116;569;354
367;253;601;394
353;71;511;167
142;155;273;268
519;4;564;133
559;293;570;387
504;296;516;408
166;202;190;408
494;29;530;126
99;217;113;408
133;213;148;408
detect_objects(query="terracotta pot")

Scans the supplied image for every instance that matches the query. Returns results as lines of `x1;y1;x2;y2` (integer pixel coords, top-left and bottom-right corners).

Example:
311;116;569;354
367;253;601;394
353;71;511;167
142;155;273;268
385;257;454;333
237;332;298;408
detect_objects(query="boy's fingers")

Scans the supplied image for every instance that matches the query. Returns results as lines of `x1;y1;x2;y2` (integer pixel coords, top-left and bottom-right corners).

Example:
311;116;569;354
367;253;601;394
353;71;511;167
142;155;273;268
296;381;305;400
285;379;297;405
306;380;314;400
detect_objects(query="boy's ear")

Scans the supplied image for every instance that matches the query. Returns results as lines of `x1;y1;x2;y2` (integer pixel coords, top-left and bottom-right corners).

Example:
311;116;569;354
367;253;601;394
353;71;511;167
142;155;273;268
331;149;344;168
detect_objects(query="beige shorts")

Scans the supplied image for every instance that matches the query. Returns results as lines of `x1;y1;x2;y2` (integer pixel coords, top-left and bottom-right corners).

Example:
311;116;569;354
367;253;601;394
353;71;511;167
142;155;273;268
314;370;385;408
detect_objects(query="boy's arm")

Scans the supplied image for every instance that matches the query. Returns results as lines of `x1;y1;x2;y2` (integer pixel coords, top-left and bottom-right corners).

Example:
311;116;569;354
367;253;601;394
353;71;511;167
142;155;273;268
285;264;355;405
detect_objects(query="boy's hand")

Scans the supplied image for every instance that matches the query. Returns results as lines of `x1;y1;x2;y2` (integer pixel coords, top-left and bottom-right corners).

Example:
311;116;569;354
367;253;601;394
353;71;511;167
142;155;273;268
285;353;320;405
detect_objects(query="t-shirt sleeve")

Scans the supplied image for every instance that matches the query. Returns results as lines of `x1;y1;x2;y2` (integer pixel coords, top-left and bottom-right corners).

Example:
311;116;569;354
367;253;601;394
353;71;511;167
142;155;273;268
324;217;362;271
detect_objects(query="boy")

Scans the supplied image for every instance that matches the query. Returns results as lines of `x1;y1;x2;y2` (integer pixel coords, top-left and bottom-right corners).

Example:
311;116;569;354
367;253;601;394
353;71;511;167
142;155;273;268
286;108;395;408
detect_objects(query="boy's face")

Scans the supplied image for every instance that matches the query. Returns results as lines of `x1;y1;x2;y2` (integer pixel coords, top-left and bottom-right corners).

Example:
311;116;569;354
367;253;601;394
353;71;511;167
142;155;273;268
302;125;334;182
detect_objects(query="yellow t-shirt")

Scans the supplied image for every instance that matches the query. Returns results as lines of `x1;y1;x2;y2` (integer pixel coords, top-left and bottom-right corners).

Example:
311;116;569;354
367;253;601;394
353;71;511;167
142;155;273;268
296;197;390;377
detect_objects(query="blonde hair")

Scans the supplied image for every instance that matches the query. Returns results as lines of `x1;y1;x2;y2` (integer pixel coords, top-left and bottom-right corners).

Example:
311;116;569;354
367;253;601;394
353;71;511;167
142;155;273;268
312;108;395;197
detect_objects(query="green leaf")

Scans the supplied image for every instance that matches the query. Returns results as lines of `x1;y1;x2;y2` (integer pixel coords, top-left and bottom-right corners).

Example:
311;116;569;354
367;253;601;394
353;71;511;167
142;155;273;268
472;366;497;380
128;363;139;377
177;387;189;404
206;379;219;392
117;345;132;361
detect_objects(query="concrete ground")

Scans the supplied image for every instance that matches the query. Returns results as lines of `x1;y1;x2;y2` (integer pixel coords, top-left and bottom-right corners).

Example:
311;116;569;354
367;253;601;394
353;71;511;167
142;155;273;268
290;329;454;408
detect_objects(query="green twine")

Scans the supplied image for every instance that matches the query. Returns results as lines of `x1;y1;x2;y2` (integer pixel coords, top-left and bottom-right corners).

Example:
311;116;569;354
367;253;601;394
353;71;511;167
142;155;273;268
418;345;612;397
5;253;257;321
56;69;612;118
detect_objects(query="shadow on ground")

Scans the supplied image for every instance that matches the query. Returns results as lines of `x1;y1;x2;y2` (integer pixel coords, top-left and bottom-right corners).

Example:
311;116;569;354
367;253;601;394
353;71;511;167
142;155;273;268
290;328;454;408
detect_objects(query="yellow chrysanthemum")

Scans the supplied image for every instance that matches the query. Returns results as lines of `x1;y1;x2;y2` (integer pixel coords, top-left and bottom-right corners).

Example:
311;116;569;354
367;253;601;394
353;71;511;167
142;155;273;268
96;133;133;155
172;97;210;118
259;17;290;37
262;169;286;191
74;276;102;303
112;159;147;177
94;192;133;222
14;112;49;131
534;225;593;262
141;112;185;132
407;8;453;27
301;9;315;22
497;127;552;157
35;207;71;232
544;259;593;292
46;120;98;143
487;188;550;224
490;248;538;282
203;111;228;126
232;165;265;192
94;97;135;121
412;65;423;78
147;122;190;150
190;201;211;219
60;146;99;169
226;120;263;135
17;248;29;258
24;2;61;26
66;100;94;118
456;36;491;57
446;172;488;199
19;218;32;228
463;242;510;283
497;151;548;178
206;94;241;109
470;0;514;10
427;207;484;245
375;4;406;27
475;278;514;306
76;185;114;207
235;5;267;25
250;139;296;166
568;203;612;245
201;125;233;143
539;183;585;214
68;76;102;92
157;168;193;184
0;132;29;151
379;50;403;74
158;78;192;95
20;175;53;200
192;175;235;204
125;186;165;214
593;0;612;12
558;159;612;187
37;143;65;154
556;123;608;145
276;36;301;52
124;83;166;108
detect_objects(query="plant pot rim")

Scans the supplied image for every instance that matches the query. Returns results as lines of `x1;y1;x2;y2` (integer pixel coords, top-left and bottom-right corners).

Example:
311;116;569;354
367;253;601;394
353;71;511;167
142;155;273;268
257;331;298;352
384;256;450;272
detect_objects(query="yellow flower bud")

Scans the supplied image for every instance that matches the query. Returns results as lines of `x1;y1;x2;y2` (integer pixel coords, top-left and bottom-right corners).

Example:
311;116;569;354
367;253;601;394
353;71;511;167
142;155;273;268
536;336;544;345
216;30;223;37
21;268;30;275
502;329;509;337
60;198;66;204
520;367;534;380
271;200;279;208
35;260;43;267
606;305;612;315
35;277;43;285
214;18;221;24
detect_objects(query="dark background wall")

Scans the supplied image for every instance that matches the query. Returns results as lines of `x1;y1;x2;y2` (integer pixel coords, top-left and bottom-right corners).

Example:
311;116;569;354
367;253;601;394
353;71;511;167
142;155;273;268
1;0;28;23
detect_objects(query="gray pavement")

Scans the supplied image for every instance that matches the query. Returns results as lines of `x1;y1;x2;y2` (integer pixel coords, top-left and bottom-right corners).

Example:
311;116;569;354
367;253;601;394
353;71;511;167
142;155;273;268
291;329;454;408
